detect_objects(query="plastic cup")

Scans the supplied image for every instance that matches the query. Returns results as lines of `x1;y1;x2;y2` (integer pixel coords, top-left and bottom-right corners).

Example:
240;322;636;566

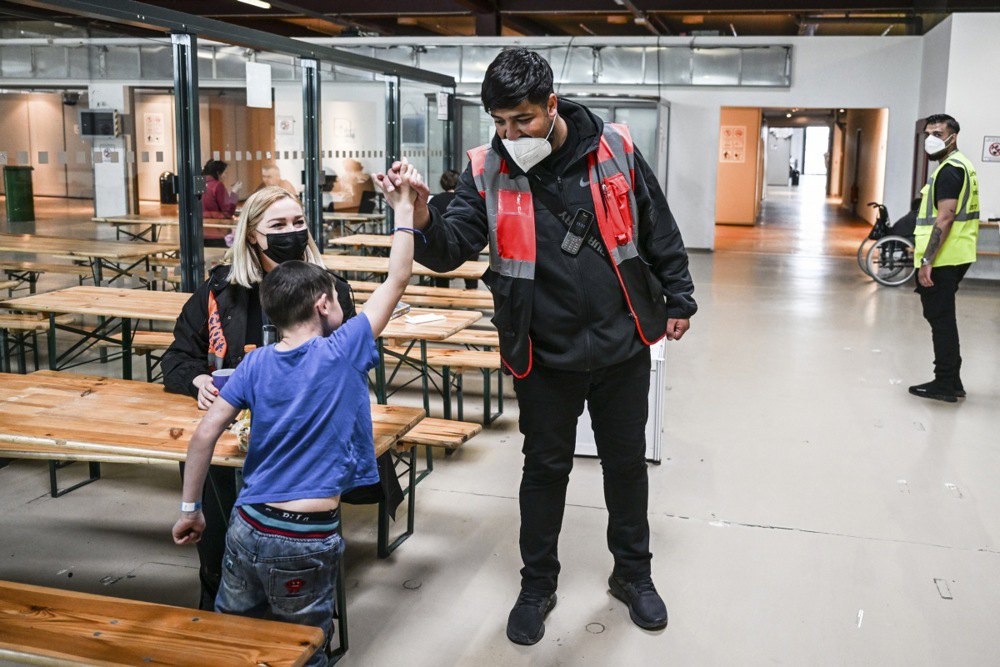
212;368;235;390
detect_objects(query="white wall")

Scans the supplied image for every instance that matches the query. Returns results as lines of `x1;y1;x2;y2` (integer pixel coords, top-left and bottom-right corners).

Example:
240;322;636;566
942;14;1000;221
654;36;924;249
918;16;952;118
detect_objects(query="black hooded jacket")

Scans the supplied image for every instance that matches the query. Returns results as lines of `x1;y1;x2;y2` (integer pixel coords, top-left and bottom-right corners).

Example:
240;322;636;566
414;98;697;372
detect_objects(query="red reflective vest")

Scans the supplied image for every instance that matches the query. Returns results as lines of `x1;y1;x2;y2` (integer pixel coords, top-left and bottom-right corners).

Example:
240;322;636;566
469;123;668;377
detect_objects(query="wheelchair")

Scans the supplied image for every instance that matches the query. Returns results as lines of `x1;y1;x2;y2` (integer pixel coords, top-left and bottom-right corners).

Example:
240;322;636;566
857;201;917;287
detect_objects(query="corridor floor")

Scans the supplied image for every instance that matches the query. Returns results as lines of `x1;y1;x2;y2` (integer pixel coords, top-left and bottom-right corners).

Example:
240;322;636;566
2;199;999;665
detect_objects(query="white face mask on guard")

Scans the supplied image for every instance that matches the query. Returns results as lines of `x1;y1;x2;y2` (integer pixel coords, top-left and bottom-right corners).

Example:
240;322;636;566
502;112;556;173
924;134;951;156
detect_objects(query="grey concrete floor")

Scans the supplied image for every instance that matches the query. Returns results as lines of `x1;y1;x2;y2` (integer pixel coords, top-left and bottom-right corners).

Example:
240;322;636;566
2;201;1000;665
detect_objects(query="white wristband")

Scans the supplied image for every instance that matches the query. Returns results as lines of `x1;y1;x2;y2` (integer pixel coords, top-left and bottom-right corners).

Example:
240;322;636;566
181;501;202;513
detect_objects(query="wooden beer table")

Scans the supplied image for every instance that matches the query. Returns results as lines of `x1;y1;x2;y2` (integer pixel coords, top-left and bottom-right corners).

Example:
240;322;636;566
2;286;189;381
93;214;235;243
0;233;177;286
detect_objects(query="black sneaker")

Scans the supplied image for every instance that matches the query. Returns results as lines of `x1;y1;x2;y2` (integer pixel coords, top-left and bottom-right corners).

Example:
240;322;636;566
908;381;958;403
506;589;557;645
609;574;668;630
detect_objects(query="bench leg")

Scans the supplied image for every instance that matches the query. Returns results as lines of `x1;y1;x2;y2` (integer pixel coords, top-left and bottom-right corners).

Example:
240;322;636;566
13;331;28;374
0;329;8;373
378;448;418;557
48;460;101;498
32;331;40;372
329;524;348;664
441;366;451;421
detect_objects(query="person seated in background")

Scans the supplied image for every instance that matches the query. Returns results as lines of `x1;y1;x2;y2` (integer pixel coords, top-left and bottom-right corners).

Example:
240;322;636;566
172;162;422;666
202;159;241;247
332;159;374;212
428;170;478;290
256;164;297;196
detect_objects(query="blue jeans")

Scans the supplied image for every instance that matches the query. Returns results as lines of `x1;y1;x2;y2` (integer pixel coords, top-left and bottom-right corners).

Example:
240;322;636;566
215;509;343;667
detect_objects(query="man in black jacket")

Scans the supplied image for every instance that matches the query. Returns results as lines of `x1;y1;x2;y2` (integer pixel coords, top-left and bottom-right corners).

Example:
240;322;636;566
376;48;696;644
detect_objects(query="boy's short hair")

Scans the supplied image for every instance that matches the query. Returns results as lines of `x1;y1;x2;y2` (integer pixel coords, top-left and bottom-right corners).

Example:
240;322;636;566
261;260;335;330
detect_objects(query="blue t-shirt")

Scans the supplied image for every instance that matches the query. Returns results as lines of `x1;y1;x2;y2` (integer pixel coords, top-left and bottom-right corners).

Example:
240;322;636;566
219;313;381;506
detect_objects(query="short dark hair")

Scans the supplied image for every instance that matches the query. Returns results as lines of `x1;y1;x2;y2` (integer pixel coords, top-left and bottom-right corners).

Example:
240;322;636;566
481;48;553;112
202;159;228;180
439;169;459;191
261;260;335;330
925;114;960;134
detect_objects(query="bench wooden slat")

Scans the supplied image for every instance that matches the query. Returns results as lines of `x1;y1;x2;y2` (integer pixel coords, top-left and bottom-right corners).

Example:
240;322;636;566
0;313;75;332
441;329;499;347
0;579;323;667
356;292;492;310
0;280;17;291
398;417;482;449
386;345;501;370
0;260;93;277
350;280;489;300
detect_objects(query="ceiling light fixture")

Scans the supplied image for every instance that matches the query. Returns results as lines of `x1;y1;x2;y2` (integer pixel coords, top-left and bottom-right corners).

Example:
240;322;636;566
786;113;793;118
237;0;272;9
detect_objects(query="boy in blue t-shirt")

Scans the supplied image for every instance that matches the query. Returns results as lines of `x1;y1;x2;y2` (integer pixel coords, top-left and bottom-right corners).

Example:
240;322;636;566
172;161;422;663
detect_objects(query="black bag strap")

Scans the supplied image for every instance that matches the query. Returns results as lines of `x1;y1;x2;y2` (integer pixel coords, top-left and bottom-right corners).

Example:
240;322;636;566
528;177;608;260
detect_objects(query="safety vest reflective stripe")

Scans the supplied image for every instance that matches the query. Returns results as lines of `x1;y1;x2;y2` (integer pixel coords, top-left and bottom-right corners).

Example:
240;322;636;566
914;150;980;267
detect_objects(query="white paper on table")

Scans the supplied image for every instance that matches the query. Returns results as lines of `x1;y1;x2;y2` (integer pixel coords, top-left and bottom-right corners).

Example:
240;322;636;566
405;313;446;325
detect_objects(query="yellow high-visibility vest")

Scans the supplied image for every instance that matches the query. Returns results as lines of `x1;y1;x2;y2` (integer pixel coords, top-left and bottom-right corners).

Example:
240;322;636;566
914;150;980;267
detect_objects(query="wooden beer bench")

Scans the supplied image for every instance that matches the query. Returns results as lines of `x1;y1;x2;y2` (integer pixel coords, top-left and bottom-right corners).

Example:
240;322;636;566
0;312;76;374
0;580;324;667
0;259;94;293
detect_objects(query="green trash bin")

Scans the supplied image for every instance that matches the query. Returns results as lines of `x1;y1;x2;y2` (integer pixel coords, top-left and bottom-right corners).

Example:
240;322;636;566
3;165;35;223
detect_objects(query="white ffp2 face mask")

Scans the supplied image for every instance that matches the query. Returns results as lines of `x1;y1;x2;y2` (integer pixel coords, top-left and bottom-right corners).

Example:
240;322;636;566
924;134;950;156
501;113;556;173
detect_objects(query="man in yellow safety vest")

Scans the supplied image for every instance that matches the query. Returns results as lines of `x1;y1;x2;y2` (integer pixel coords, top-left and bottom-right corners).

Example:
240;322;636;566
909;114;980;403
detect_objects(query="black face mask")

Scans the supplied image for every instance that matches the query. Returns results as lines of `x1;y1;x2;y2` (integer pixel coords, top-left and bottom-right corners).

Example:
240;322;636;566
262;228;309;264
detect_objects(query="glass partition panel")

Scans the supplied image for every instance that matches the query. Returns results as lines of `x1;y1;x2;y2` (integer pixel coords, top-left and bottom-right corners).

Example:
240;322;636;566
400;79;451;198
320;76;388;221
740;46;791;86
691;48;740;86
598;47;645;85
655;47;693;86
418;46;460;80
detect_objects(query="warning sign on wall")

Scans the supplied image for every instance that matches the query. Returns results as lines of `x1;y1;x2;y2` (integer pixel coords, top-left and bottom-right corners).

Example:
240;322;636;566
719;125;747;163
982;135;1000;163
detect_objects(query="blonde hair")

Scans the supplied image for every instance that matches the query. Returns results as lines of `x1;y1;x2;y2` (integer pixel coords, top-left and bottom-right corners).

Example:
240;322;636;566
226;185;325;289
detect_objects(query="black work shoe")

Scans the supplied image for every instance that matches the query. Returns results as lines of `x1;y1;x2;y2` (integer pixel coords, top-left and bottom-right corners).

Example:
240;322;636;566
955;379;966;398
506;590;557;645
908;381;958;403
609;574;668;630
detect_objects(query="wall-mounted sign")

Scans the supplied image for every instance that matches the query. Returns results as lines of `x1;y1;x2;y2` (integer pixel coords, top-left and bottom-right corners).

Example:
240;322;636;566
720;125;747;163
982;135;1000;163
143;112;164;146
436;92;449;121
276;115;295;135
246;61;273;109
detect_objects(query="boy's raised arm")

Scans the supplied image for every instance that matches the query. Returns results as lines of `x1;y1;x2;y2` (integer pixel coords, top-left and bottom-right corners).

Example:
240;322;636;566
364;163;419;338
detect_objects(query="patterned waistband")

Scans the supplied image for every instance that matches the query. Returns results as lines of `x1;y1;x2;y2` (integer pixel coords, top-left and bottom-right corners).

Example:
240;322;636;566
238;503;340;538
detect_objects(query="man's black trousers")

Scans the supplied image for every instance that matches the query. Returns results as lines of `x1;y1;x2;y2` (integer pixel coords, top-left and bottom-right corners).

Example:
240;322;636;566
915;263;971;388
512;347;652;594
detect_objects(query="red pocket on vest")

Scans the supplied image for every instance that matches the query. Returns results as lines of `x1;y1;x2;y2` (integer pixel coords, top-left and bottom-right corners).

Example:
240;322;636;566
496;189;536;262
602;172;634;246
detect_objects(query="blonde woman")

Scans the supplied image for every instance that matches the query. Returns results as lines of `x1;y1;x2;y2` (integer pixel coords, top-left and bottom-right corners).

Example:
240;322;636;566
162;185;366;610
